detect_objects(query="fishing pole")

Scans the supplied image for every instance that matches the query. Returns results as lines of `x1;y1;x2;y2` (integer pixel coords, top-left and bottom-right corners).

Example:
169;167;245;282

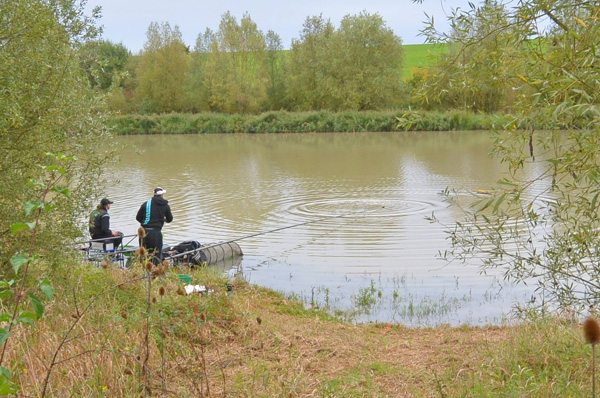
121;234;139;249
74;234;138;253
164;207;379;260
81;234;138;244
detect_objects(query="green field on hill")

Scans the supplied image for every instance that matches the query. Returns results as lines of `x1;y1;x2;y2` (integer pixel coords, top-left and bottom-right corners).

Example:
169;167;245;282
279;43;447;81
402;42;447;79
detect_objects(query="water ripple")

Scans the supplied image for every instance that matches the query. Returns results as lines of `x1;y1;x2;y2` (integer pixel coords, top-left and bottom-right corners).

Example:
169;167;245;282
102;133;538;327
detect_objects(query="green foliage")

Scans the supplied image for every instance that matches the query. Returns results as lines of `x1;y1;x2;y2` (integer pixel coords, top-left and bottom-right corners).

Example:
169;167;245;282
0;153;78;394
417;1;526;113
0;0;110;270
79;40;131;90
264;30;289;110
396;110;519;131
187;12;269;114
0;3;115;392
97;12;428;114
109;110;515;135
217;12;268;113
289;13;405;111
136;22;190;113
353;280;380;311
425;0;600;312
331;12;405;110
289;15;336;110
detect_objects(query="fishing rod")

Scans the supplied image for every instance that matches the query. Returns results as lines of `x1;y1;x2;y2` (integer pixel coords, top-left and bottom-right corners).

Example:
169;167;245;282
75;234;138;253
81;234;138;244
164;207;379;260
121;234;139;249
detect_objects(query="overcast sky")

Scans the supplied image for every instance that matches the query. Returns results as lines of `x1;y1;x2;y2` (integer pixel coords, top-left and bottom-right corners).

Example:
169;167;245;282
84;0;476;53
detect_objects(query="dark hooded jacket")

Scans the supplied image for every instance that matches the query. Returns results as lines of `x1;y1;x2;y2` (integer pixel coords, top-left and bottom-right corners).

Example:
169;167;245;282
89;206;113;239
136;195;173;230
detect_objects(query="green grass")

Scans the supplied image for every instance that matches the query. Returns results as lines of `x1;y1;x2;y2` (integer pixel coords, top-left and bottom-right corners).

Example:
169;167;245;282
279;43;445;80
442;317;591;397
283;43;446;81
6;254;600;396
403;43;448;79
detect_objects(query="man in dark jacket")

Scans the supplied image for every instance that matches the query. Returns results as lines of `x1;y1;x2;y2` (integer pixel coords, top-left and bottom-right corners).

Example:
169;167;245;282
136;187;174;264
89;198;123;249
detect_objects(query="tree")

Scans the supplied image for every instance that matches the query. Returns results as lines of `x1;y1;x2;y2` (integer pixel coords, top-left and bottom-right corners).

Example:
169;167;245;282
79;39;131;90
216;12;268;113
289;12;404;111
0;0;110;267
289;15;335;110
264;30;289;110
421;0;600;313
136;22;190;113
78;39;135;113
188;28;216;112
417;0;525;112
190;12;269;113
329;12;404;110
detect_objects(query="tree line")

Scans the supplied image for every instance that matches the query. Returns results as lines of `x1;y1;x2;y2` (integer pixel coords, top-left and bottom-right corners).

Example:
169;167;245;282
80;11;406;115
81;3;599;118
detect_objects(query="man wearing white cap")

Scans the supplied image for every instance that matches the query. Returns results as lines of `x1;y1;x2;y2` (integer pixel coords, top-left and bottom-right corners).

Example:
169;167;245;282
136;187;173;264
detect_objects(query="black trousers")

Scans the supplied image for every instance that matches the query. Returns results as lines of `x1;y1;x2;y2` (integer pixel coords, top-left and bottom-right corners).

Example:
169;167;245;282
108;236;123;250
141;229;163;265
92;235;123;250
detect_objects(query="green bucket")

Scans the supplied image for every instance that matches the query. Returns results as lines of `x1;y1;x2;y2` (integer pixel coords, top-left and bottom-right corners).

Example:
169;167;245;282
177;274;192;284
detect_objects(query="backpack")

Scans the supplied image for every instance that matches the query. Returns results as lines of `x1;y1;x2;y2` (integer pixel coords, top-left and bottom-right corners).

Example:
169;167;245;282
172;241;206;266
172;240;201;253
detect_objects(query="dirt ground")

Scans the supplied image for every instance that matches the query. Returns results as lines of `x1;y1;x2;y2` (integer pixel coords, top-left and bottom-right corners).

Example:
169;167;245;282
200;291;512;397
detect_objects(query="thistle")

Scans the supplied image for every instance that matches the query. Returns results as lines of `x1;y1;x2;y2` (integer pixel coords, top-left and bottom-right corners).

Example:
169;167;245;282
151;265;164;276
584;316;600;397
136;246;147;258
137;227;147;238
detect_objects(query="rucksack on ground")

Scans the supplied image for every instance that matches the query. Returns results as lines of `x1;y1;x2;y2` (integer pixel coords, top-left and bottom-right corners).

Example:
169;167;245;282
171;240;206;266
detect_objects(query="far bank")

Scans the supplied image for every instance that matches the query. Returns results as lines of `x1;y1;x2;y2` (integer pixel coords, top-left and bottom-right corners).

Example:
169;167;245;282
110;110;519;135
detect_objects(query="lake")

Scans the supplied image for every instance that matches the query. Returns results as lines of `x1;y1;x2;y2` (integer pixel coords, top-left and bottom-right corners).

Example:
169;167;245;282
103;131;535;326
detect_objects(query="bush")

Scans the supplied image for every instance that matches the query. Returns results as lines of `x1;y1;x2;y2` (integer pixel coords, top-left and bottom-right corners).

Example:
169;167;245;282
108;110;555;135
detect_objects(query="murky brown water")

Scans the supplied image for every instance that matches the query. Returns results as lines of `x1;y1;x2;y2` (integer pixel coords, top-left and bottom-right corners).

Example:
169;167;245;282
102;132;534;326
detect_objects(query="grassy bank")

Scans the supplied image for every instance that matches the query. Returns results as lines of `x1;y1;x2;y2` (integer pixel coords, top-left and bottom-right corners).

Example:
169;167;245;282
110;110;517;135
6;258;593;397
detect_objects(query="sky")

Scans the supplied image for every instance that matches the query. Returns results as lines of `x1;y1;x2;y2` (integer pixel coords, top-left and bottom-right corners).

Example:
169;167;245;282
84;0;476;53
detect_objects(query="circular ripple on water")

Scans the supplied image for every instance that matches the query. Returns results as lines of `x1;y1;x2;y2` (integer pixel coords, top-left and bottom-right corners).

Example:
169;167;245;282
292;197;442;219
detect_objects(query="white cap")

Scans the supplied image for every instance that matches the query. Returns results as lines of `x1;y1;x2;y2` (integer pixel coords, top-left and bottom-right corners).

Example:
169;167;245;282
154;187;166;195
